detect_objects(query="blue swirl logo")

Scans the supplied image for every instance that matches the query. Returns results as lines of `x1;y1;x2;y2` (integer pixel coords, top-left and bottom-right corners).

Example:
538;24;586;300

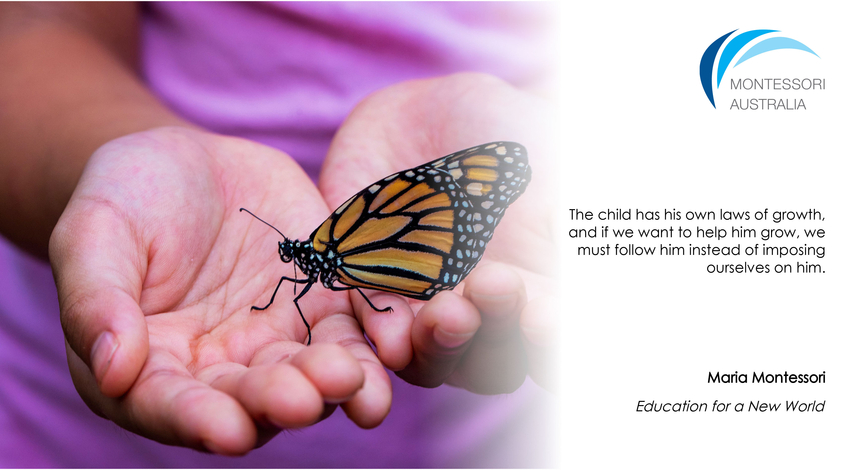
700;29;819;108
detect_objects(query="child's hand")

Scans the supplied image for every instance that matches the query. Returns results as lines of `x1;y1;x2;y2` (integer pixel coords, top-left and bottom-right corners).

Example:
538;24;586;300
50;127;392;455
319;73;558;394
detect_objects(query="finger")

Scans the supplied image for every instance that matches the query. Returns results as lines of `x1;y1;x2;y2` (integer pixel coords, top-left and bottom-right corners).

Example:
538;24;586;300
311;312;393;429
289;342;365;404
68;346;257;455
350;290;415;371
449;262;528;394
210;362;325;429
520;295;558;392
204;341;365;430
51;203;149;397
395;291;481;388
340;358;392;429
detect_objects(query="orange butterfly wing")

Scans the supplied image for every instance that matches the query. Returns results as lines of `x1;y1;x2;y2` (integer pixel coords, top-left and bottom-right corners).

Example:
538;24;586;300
310;142;531;300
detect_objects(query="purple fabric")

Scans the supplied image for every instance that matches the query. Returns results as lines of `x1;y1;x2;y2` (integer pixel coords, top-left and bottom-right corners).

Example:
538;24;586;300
0;3;555;467
140;2;555;178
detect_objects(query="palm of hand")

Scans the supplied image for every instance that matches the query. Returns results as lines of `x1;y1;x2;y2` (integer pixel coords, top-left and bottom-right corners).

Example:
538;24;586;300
52;127;389;454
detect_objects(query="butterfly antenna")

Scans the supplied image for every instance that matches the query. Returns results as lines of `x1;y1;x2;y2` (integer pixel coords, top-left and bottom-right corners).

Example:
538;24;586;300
239;208;287;240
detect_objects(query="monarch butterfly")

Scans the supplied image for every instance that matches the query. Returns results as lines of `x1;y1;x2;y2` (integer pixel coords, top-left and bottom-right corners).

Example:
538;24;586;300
241;142;531;345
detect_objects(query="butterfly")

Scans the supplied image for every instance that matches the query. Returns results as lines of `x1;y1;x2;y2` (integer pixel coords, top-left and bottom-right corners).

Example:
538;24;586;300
241;142;531;345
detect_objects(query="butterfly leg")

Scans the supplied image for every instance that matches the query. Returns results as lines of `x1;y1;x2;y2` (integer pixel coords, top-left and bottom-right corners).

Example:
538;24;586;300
292;281;314;345
355;288;394;313
252;275;309;311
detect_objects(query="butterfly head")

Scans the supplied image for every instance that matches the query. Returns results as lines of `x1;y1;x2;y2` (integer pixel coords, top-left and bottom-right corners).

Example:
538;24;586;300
278;239;294;263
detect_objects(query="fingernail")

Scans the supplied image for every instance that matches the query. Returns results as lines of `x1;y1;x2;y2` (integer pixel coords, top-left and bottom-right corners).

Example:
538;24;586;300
433;327;475;349
520;325;551;347
91;331;118;385
468;292;521;314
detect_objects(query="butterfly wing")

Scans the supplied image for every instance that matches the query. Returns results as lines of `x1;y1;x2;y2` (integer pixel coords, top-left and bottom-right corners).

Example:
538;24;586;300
310;142;531;300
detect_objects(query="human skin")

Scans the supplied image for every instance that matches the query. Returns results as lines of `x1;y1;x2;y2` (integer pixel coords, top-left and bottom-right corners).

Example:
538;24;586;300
321;74;558;394
0;3;557;455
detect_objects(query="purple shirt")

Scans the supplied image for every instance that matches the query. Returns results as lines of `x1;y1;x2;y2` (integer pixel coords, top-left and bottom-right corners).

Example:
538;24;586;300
0;3;555;466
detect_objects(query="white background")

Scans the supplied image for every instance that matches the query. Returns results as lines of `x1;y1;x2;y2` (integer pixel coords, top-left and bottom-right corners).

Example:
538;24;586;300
557;1;849;468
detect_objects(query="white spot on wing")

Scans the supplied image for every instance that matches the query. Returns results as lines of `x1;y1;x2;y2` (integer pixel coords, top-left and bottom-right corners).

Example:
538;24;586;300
466;183;484;196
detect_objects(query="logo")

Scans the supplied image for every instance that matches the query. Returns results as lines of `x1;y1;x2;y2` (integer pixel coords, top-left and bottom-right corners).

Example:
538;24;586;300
700;29;819;108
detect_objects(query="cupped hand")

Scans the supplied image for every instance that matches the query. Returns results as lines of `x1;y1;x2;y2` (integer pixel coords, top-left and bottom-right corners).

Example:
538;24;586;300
319;73;559;394
49;127;391;455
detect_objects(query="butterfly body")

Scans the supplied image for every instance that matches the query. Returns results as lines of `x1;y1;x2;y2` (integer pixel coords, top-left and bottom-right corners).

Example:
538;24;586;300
243;142;531;344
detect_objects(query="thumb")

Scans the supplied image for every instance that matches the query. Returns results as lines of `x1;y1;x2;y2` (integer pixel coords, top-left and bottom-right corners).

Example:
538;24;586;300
50;203;149;398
